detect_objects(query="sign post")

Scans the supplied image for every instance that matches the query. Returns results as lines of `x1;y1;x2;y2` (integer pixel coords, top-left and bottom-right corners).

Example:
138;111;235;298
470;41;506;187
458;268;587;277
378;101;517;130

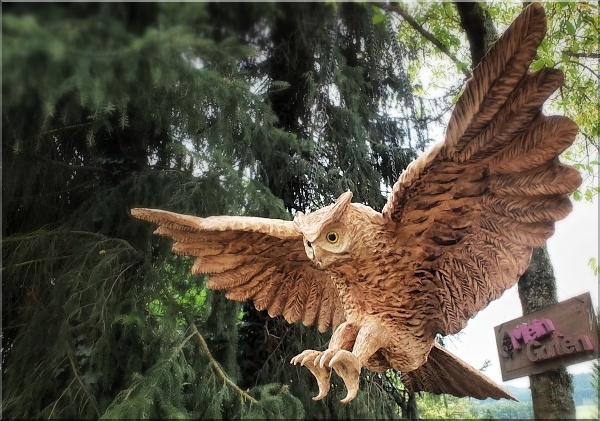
494;292;599;381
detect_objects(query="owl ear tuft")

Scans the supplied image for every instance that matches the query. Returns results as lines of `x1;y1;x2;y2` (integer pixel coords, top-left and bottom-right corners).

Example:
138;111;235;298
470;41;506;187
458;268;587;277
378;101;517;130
330;191;352;220
293;211;305;232
293;191;353;242
335;191;353;205
315;190;353;234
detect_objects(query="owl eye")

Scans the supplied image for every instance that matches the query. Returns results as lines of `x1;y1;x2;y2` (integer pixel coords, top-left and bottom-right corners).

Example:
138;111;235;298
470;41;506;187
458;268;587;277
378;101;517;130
326;231;339;244
306;239;312;247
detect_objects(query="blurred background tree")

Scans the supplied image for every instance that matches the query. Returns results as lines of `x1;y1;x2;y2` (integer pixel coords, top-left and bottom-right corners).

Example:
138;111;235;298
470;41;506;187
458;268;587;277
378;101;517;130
2;2;422;419
3;2;596;419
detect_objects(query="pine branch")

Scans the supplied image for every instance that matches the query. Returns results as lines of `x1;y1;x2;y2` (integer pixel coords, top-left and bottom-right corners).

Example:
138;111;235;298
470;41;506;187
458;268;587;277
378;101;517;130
178;330;197;351
159;280;258;405
65;341;101;417
188;322;258;404
1;256;70;271
47;378;76;419
381;2;472;79
27;154;103;172
40;122;93;135
2;230;138;250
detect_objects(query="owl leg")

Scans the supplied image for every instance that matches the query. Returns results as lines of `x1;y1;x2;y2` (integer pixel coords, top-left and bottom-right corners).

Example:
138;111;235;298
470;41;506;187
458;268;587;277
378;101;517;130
290;323;359;401
329;322;389;404
290;350;331;400
318;322;360;368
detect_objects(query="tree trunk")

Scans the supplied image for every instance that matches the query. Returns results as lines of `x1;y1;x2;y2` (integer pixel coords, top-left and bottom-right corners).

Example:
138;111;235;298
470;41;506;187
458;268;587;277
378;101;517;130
518;246;576;419
454;2;498;67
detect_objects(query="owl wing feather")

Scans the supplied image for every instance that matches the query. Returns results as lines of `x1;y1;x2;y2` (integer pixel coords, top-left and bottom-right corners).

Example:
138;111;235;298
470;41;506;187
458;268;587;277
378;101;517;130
401;344;516;400
382;3;582;335
131;208;345;333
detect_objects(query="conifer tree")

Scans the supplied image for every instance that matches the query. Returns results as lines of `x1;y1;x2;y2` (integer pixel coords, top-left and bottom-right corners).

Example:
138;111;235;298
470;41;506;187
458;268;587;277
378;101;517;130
6;2;593;419
3;3;425;419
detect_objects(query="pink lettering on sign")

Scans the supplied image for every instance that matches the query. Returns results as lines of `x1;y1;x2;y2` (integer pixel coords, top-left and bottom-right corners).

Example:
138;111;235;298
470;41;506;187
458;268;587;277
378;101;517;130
526;332;594;362
508;318;556;350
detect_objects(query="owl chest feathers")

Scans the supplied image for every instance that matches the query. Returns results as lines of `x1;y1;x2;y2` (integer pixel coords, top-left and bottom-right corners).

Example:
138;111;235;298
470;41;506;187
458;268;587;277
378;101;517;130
327;240;406;322
327;249;436;371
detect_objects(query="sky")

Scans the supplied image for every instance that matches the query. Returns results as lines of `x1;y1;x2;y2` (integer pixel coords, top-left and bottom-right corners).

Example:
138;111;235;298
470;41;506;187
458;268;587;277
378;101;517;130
444;193;599;389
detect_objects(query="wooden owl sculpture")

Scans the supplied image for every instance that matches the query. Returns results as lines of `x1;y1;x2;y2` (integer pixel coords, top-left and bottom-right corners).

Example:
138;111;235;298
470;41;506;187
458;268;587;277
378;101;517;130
132;3;581;403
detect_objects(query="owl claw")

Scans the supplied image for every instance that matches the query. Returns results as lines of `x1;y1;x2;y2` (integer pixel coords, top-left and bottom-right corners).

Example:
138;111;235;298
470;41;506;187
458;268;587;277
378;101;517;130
329;350;361;404
318;348;339;368
291;349;361;402
290;350;317;366
291;350;331;400
312;386;329;401
301;354;316;366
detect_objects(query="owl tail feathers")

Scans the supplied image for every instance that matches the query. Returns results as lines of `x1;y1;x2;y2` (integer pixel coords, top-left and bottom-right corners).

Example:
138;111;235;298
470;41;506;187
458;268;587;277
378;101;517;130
400;343;517;401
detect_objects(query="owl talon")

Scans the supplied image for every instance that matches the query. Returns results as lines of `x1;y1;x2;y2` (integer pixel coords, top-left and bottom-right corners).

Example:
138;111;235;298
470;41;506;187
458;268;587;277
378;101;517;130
290;350;317;366
329;350;361;404
291;350;331;400
318;347;340;368
301;354;316;366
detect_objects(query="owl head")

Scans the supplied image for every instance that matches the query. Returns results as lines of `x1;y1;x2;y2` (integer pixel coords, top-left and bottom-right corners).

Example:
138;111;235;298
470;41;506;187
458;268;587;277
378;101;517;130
293;191;384;269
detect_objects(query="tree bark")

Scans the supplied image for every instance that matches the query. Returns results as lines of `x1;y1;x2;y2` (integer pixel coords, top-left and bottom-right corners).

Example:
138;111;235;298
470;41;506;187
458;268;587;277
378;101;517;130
518;246;576;419
454;2;498;68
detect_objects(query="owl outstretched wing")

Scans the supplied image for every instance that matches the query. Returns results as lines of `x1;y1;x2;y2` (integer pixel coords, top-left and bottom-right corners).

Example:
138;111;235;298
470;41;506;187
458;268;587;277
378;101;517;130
131;208;345;332
382;3;581;335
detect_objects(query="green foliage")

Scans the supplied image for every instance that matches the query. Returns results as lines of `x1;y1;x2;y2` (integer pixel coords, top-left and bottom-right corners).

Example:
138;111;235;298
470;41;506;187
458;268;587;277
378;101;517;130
395;1;599;201
242;384;305;420
101;344;196;419
2;3;287;419
473;398;534;419
5;2;594;419
3;229;164;418
416;393;479;419
589;257;599;278
2;2;420;419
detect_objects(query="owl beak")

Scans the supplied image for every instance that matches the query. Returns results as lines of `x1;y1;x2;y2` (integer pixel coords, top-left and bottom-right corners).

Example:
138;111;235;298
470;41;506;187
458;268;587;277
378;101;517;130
304;240;324;268
312;248;324;268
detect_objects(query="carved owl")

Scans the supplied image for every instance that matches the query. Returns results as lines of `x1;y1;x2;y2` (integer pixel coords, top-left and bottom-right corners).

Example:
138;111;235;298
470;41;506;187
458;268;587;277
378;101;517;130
132;3;582;403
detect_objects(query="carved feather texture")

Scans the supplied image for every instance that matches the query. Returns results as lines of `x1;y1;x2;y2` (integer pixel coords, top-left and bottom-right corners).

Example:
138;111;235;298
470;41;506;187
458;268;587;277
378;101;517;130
130;208;344;333
383;2;581;335
443;2;547;153
401;344;517;400
131;3;581;403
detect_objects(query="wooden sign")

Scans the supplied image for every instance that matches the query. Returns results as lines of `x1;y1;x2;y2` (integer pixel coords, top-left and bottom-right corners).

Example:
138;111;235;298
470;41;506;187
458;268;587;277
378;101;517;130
494;292;599;381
